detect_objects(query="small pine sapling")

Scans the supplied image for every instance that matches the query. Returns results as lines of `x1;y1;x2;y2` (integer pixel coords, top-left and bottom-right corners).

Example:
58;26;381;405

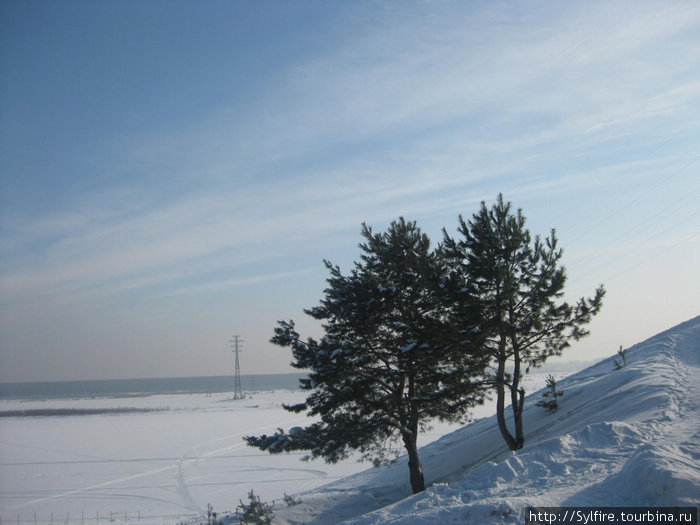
619;345;627;365
237;489;274;525
536;375;563;413
614;345;627;370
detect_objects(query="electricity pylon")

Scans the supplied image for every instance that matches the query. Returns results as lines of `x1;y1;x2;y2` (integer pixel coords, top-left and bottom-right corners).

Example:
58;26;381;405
229;335;244;399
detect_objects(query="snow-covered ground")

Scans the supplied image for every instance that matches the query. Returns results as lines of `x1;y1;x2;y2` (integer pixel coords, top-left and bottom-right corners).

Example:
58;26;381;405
0;370;560;524
0;390;363;524
2;316;697;525
266;316;699;525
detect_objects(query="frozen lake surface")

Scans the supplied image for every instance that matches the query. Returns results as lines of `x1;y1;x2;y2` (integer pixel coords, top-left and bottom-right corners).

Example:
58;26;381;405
0;370;563;524
0;390;363;524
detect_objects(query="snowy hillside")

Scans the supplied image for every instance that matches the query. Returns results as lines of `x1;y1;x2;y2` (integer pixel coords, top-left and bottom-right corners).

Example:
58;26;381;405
266;316;700;525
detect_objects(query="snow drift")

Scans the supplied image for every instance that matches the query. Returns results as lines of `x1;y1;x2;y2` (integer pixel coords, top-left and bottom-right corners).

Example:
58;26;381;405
268;316;700;524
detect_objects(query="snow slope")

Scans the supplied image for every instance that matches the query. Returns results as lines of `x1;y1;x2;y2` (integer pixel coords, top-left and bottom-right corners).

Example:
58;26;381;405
266;316;700;524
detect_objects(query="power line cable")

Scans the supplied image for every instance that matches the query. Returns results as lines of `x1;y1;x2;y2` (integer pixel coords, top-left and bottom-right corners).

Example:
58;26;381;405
603;228;700;284
571;205;700;282
567;183;700;272
566;154;698;245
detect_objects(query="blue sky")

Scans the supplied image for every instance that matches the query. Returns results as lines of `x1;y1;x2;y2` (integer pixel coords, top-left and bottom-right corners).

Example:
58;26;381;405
1;0;699;382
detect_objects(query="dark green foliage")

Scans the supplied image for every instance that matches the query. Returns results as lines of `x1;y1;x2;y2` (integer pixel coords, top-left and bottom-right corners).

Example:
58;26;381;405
237;490;273;525
246;218;488;494
441;194;604;450
246;195;604;491
536;375;563;412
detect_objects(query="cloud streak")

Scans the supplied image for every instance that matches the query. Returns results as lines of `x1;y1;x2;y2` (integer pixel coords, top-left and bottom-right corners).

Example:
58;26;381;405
4;3;699;290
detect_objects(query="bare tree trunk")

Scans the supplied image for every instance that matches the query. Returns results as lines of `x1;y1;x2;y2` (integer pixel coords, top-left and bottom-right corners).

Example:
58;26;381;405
402;431;425;494
495;356;518;451
510;340;525;450
515;388;525;449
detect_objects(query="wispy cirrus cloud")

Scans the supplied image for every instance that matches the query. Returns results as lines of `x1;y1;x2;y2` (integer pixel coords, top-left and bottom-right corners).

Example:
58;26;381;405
2;1;699;380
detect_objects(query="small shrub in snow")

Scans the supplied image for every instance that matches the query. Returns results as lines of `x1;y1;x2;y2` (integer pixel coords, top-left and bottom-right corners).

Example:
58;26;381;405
283;492;302;507
536;375;563;412
614;345;627;370
205;503;222;525
237;489;274;525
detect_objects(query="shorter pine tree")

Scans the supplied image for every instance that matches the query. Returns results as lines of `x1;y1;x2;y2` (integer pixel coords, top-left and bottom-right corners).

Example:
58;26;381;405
441;194;604;450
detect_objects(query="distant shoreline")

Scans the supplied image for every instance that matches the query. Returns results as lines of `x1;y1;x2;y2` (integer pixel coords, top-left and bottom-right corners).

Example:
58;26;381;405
0;373;306;400
0;407;168;417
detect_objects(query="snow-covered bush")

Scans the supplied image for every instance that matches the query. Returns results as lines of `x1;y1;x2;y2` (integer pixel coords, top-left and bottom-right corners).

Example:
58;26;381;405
237;490;273;525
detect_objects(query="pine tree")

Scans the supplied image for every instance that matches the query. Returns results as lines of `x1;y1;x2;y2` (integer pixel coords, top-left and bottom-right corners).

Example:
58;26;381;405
245;218;487;494
441;194;604;450
535;375;563;412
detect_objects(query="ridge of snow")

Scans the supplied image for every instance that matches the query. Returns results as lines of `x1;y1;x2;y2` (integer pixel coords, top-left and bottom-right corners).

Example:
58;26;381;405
269;316;700;525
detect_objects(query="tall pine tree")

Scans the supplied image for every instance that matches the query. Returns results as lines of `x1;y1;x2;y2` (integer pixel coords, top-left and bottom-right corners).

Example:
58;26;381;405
245;218;487;494
441;195;604;450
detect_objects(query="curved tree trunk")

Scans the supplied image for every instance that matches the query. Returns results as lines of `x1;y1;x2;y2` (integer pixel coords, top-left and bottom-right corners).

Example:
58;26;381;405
495;356;518;451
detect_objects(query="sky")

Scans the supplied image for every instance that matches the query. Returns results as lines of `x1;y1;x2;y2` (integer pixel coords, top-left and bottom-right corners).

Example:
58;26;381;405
1;0;698;383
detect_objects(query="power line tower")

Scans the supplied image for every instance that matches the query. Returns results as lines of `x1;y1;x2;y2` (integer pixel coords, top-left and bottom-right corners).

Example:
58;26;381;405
229;335;244;399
